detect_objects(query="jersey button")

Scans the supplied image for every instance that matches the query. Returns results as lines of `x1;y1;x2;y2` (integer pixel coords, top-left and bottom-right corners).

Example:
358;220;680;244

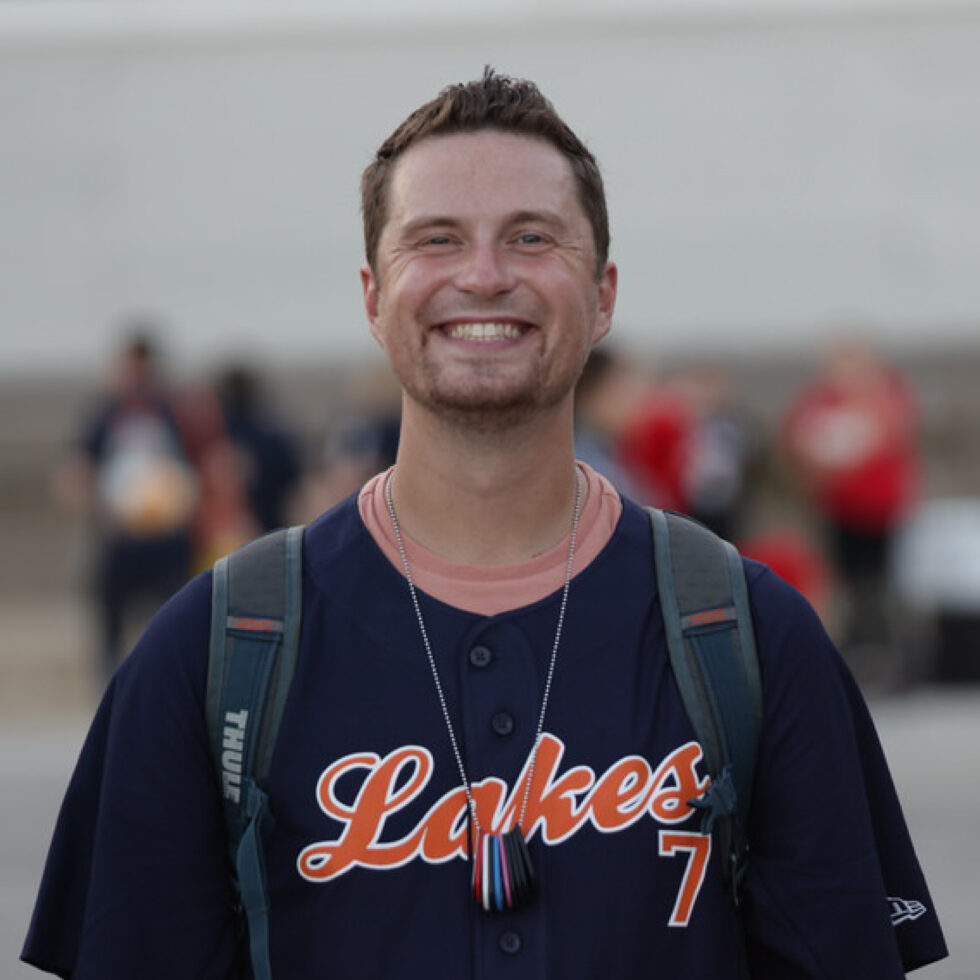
491;712;515;736
469;645;492;668
499;930;522;955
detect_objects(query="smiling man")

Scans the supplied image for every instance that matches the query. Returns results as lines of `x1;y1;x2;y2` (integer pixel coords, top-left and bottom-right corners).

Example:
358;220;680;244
363;129;615;430
24;69;945;979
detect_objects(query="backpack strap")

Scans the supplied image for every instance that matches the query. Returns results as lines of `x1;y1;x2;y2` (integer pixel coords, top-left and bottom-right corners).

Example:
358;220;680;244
206;525;304;980
648;508;762;903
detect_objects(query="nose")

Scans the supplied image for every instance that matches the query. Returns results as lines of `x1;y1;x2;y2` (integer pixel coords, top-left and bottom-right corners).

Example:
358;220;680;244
453;241;516;296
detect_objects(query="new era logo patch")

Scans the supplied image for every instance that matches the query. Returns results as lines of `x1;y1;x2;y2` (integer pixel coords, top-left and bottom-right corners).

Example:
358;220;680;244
888;896;927;926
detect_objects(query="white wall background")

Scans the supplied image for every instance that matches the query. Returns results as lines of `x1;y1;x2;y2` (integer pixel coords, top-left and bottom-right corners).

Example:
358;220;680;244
1;1;979;375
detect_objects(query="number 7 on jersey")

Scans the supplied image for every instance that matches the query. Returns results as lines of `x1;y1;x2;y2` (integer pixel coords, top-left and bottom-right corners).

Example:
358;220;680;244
658;831;712;927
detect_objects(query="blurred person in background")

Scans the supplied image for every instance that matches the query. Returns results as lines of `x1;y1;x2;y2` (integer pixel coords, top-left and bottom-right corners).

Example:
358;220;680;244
782;335;919;665
215;364;303;533
180;375;258;572
298;364;401;518
574;345;655;501
739;525;834;627
53;326;198;680
615;362;756;541
618;365;695;512
676;364;757;543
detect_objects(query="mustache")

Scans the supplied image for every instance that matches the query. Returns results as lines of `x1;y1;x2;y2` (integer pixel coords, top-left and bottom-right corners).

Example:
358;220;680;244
422;302;542;326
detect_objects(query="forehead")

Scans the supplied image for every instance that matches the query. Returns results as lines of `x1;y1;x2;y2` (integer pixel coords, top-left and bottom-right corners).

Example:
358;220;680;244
384;130;584;231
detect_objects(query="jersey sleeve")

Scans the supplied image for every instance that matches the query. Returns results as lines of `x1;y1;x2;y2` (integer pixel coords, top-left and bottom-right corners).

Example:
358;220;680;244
21;574;246;979
741;566;947;977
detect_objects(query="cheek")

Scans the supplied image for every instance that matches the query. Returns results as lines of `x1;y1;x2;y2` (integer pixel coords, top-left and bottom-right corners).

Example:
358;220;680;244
543;275;602;334
379;266;438;325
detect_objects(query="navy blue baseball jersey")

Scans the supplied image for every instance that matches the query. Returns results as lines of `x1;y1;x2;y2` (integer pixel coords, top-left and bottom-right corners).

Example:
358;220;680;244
23;496;946;978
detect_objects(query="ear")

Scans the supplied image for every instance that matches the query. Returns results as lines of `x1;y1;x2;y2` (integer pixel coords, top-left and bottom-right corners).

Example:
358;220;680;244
591;261;618;346
361;265;385;348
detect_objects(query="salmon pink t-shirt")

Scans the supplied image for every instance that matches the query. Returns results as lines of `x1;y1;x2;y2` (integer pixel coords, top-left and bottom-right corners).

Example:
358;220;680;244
358;462;622;616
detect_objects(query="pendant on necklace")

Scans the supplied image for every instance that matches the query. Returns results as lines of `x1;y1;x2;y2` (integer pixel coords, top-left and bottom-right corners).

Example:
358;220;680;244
472;825;538;912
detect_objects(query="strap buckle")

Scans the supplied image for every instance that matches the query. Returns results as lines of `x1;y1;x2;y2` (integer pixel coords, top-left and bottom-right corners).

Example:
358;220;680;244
687;764;737;836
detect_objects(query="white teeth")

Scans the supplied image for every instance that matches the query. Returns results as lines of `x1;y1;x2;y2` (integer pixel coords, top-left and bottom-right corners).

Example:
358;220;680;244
445;322;523;341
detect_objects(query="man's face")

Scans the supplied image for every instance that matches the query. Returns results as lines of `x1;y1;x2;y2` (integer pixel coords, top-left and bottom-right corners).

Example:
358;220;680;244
362;130;617;430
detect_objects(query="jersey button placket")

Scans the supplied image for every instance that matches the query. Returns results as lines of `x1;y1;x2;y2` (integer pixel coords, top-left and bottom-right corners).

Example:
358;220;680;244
461;622;546;979
491;711;515;736
470;644;493;668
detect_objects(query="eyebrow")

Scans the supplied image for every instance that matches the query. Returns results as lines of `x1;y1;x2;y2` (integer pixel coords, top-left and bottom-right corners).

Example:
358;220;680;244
398;210;571;238
398;216;463;238
508;210;570;232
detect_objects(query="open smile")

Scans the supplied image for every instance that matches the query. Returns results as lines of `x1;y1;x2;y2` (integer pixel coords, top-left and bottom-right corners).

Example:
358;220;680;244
437;320;533;342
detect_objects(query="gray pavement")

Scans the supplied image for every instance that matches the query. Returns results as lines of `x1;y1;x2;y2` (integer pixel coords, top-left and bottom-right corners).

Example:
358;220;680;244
3;689;976;978
3;710;91;980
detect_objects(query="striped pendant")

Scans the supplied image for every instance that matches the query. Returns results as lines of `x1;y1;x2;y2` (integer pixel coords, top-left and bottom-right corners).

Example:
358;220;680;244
472;825;537;912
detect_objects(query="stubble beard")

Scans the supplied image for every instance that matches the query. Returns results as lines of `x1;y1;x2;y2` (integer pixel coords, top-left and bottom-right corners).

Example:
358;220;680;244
398;347;579;435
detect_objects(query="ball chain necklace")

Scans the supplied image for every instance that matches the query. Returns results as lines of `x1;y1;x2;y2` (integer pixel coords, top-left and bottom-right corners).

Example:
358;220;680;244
384;467;583;913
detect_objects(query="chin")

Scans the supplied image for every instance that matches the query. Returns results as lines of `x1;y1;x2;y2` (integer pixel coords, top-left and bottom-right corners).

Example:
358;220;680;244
426;383;570;432
431;401;541;433
398;359;576;429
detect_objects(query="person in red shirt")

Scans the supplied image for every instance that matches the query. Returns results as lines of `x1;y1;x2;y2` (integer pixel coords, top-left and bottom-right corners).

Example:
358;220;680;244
783;337;919;658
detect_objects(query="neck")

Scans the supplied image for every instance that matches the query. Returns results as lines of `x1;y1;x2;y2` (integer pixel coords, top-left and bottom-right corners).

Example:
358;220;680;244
390;397;582;565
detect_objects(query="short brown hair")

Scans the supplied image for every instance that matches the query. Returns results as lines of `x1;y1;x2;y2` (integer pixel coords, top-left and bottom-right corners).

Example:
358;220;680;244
361;67;610;278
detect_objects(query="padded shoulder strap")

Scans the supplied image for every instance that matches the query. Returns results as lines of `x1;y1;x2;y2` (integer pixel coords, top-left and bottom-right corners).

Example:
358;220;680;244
648;508;762;899
207;525;304;802
206;524;304;980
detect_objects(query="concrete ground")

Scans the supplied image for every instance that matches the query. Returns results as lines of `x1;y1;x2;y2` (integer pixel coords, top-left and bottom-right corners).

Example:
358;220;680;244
1;597;976;978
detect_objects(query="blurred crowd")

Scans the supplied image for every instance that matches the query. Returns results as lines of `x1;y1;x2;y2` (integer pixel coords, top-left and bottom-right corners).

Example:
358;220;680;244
56;321;977;690
574;338;917;679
